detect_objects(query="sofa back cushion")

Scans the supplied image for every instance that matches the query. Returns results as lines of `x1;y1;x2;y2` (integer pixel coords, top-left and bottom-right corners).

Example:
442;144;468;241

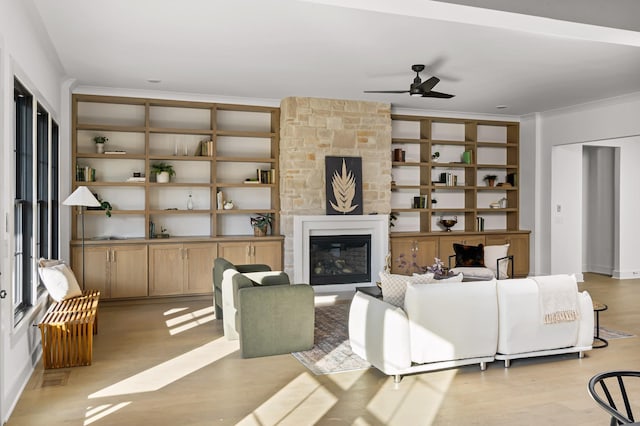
404;280;498;364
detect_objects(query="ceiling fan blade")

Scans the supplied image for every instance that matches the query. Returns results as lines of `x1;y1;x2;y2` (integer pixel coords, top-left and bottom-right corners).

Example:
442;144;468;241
363;90;410;94
422;91;455;99
417;76;440;92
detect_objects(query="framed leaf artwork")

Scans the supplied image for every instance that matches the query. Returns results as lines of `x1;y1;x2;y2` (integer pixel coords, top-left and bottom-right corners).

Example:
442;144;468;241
325;156;363;215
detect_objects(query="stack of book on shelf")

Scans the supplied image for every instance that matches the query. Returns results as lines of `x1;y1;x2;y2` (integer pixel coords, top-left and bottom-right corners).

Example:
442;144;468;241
76;165;96;182
245;169;276;184
126;177;146;182
196;139;214;157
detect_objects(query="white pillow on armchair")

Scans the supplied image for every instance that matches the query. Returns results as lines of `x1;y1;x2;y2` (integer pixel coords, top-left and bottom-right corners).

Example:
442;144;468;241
484;244;510;279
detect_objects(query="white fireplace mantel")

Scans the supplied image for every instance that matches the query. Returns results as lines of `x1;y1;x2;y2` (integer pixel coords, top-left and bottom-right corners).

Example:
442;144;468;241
293;214;389;292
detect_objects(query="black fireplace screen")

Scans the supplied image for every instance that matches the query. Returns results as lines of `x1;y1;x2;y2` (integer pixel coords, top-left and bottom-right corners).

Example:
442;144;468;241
309;234;371;285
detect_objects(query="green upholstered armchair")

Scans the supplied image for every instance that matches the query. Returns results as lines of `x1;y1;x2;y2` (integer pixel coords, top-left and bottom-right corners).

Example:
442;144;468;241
212;257;272;319
214;257;315;358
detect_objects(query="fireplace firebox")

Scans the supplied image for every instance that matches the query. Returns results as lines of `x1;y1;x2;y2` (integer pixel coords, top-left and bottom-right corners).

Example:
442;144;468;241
309;234;371;285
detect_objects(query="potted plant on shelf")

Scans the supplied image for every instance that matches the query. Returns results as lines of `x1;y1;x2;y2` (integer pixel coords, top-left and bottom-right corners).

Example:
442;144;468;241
250;214;272;237
151;162;175;183
93;136;108;154
431;151;440;162
484;174;498;187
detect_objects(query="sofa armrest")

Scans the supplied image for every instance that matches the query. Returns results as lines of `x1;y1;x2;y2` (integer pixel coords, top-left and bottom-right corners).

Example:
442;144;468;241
348;292;411;375
238;284;314;358
243;271;290;286
577;290;594;347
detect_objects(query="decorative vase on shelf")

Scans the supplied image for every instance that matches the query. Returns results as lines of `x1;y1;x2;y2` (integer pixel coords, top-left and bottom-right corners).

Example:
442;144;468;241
157;171;170;183
253;225;267;237
96;143;104;154
187;194;193;210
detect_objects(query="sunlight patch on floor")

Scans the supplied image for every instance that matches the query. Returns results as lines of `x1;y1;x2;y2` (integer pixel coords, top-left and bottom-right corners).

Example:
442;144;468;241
84;402;131;425
164;306;216;335
367;369;457;425
326;365;369;390
88;337;239;398
163;307;189;316
236;372;338;425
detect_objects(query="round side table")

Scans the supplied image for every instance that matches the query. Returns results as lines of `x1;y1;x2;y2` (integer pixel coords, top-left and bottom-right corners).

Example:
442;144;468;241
593;301;608;349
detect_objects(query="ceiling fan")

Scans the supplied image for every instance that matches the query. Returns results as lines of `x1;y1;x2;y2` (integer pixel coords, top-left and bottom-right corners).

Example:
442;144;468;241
364;64;455;98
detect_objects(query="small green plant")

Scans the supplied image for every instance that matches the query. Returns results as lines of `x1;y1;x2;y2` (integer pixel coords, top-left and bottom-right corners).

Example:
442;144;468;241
250;214;272;230
150;162;176;177
431;151;440;160
484;174;497;181
93;136;108;144
100;200;112;217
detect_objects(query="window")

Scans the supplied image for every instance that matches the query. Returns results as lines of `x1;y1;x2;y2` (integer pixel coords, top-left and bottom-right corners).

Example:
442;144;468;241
51;122;59;259
37;104;49;262
14;79;34;320
13;79;60;321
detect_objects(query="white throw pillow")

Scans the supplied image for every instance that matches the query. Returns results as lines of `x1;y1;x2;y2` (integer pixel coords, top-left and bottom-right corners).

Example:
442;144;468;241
379;271;434;307
37;259;82;302
484;244;510;279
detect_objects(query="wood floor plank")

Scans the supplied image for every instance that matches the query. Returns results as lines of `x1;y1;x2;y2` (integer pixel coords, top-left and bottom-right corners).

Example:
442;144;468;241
7;273;640;425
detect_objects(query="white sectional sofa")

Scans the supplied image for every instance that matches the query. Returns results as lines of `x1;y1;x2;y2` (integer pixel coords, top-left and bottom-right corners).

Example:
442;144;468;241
349;275;593;382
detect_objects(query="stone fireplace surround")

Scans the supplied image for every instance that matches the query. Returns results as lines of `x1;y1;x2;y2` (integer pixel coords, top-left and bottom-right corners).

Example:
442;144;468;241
279;97;392;288
293;215;389;292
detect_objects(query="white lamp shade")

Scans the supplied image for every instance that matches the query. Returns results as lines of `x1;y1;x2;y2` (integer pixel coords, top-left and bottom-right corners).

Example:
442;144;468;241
63;186;101;207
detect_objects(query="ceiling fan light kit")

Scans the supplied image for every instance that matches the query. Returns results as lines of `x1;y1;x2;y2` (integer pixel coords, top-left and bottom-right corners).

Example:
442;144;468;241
365;64;455;99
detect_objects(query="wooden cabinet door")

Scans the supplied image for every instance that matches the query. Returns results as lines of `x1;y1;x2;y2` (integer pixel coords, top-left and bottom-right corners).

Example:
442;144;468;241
149;244;185;296
183;243;217;294
439;235;486;268
390;237;438;274
252;241;282;270
486;233;530;277
218;241;251;265
72;246;110;296
110;245;148;298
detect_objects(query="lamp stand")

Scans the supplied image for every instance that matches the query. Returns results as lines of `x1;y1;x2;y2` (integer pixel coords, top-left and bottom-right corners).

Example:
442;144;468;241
80;206;86;288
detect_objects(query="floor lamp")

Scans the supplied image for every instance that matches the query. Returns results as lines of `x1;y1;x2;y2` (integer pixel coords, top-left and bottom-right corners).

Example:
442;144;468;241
63;186;101;288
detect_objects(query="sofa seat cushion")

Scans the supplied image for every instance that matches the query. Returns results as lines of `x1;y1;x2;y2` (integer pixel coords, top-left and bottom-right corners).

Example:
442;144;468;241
404;280;498;364
496;278;580;355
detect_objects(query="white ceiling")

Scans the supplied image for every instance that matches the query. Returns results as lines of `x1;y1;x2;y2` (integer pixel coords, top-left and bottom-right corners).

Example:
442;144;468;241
32;0;640;116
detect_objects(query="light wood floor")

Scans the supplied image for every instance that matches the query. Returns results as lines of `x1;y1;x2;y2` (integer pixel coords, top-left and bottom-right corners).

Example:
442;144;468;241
7;273;640;425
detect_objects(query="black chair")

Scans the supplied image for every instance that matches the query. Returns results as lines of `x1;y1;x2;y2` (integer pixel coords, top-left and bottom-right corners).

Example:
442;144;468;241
588;371;640;425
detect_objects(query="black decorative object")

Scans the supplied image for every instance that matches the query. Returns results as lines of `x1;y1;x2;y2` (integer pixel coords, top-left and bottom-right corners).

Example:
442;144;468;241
325;156;363;215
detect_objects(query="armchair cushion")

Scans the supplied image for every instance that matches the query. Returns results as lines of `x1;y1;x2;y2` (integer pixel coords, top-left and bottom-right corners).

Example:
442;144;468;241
484;244;510;279
454;243;485;267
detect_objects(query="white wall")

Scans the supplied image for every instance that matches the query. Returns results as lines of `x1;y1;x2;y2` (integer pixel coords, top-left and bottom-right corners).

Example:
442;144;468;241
537;91;640;277
0;0;66;422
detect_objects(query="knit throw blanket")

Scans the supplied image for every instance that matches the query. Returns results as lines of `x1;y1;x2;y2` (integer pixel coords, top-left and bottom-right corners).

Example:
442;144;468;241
532;275;580;324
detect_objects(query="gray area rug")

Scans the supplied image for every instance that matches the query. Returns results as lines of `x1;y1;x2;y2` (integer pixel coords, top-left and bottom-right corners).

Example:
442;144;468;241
292;303;370;375
598;326;635;340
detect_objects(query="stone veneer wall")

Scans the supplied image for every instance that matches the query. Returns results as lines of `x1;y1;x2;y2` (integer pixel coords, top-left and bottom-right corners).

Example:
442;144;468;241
279;97;392;277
